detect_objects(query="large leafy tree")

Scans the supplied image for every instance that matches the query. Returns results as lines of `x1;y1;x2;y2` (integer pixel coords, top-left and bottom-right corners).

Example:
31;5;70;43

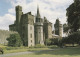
62;31;80;46
66;0;80;32
63;23;69;33
7;33;23;47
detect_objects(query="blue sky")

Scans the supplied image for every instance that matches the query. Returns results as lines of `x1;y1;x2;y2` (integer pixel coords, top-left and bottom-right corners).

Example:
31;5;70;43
0;0;74;30
0;0;12;16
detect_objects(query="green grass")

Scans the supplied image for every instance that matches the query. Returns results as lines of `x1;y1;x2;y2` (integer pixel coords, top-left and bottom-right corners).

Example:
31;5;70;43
0;45;51;54
0;45;57;54
4;48;50;54
7;47;80;57
0;44;7;48
1;44;80;57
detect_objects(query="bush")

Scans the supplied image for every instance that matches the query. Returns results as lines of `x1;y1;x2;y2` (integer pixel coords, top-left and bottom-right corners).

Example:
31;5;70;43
29;44;47;48
45;38;60;46
7;33;23;47
46;39;52;45
61;31;80;46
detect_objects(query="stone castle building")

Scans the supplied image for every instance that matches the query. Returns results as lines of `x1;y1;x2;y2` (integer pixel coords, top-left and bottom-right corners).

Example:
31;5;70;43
54;19;63;37
9;5;53;47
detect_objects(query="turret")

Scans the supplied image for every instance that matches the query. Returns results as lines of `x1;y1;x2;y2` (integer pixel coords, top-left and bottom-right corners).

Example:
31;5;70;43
54;19;60;35
59;24;63;37
35;5;44;45
43;17;52;40
15;5;23;32
36;5;41;18
54;19;63;37
36;6;42;22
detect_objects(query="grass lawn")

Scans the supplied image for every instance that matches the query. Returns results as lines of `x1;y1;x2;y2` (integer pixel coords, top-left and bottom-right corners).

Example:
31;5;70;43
7;47;80;57
0;44;51;54
0;44;58;54
4;48;50;54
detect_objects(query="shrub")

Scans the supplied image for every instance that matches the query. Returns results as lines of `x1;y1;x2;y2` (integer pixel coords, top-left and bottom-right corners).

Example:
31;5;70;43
45;39;52;45
29;44;46;48
7;33;23;47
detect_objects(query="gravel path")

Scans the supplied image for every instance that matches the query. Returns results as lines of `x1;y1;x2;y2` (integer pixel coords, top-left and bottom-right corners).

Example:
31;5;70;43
0;49;55;57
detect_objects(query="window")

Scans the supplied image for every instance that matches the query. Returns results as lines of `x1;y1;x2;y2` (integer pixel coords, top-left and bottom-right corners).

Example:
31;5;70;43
38;18;40;22
30;26;32;30
30;34;32;38
31;40;32;43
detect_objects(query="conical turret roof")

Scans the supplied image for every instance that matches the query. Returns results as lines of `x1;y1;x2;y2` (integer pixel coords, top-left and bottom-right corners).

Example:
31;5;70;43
36;5;41;18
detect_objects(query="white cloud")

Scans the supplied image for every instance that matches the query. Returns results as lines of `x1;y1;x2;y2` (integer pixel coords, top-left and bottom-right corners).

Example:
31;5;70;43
0;0;74;30
0;14;15;30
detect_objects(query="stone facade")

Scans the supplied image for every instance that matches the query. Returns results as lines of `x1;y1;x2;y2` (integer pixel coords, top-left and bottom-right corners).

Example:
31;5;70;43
54;19;63;37
43;17;52;43
20;12;35;46
9;5;62;47
9;5;35;47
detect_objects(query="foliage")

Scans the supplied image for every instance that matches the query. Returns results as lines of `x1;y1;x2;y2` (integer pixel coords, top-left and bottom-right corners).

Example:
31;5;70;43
62;31;80;46
33;44;46;48
46;38;61;46
52;38;59;45
66;0;80;32
63;23;69;33
46;39;52;45
0;30;17;45
68;31;80;45
7;33;23;47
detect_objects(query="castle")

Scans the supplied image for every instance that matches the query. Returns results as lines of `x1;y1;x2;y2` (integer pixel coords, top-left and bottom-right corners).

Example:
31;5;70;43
9;5;63;47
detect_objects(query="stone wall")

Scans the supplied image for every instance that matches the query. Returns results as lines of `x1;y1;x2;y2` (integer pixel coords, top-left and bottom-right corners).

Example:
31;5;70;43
0;30;17;45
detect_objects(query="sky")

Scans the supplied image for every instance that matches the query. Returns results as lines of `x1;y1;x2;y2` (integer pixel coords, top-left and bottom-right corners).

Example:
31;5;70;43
0;0;74;30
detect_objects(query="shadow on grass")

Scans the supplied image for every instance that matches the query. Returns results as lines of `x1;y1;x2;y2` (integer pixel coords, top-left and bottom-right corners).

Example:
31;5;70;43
32;47;80;56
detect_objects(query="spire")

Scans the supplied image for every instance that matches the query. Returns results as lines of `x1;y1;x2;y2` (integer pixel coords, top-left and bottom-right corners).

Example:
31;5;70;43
37;5;41;18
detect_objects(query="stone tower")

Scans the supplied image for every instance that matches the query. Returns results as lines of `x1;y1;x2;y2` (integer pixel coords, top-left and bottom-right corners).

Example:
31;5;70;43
35;6;44;45
43;17;52;41
15;5;23;32
59;24;63;37
20;12;35;46
54;19;63;37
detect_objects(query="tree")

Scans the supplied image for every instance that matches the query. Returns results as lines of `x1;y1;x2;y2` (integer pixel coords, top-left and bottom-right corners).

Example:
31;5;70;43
7;33;23;47
68;31;80;45
62;32;80;46
46;39;51;46
63;24;69;33
66;0;80;33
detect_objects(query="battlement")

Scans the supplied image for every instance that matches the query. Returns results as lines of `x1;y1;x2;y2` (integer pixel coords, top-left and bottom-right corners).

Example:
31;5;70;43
35;22;43;26
15;5;22;11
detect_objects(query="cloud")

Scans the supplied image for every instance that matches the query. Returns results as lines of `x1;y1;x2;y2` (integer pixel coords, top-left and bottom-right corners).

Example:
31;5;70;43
0;0;74;30
0;14;15;30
